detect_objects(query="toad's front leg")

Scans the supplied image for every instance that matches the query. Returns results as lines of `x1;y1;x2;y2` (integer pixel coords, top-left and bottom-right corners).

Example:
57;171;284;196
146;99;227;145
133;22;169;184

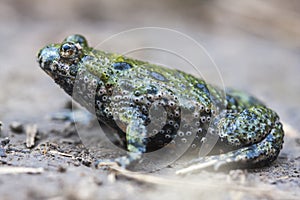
177;106;284;174
97;107;148;168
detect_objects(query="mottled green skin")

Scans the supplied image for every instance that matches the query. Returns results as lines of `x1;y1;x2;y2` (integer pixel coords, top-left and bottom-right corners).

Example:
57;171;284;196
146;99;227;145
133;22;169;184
37;34;284;169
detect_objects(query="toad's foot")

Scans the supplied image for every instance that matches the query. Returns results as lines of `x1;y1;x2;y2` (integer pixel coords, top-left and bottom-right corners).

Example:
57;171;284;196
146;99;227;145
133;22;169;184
176;149;261;175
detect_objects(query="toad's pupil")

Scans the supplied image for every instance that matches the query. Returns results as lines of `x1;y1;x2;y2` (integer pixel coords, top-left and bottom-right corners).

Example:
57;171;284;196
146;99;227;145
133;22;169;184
63;43;71;50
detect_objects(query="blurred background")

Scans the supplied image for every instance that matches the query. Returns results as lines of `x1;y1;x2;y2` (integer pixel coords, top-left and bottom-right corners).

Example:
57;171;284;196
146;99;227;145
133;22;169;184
0;0;299;199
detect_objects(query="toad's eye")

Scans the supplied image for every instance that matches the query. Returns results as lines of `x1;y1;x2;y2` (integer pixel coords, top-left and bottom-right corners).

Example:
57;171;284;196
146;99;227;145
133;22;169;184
60;42;81;59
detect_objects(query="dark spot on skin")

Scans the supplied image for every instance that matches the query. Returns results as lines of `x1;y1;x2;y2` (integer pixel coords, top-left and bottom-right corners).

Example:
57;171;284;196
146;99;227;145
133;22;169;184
147;85;158;95
226;95;238;106
113;62;132;70
179;83;186;90
82;55;93;62
195;83;210;95
150;71;167;82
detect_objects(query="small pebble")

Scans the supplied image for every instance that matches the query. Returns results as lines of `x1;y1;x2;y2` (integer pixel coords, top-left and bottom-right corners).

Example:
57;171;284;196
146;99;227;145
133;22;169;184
0;137;9;157
0;137;10;146
59;138;75;144
9;121;24;133
57;165;67;173
82;159;92;167
93;177;103;186
0;147;6;157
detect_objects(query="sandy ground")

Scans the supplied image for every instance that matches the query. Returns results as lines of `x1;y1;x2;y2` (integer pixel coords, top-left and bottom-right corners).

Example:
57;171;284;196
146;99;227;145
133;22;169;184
0;1;300;199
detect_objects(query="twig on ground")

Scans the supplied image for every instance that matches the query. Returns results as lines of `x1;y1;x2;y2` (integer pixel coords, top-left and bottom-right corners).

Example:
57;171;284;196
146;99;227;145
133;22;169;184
48;150;75;158
99;162;298;200
0;166;44;175
26;124;38;148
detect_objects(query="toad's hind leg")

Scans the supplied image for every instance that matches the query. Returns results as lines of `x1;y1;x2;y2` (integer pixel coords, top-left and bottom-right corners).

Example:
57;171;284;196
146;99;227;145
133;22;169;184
177;106;284;174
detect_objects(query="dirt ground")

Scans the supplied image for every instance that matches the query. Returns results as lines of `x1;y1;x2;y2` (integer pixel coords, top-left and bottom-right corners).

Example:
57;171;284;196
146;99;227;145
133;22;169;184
0;1;300;200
